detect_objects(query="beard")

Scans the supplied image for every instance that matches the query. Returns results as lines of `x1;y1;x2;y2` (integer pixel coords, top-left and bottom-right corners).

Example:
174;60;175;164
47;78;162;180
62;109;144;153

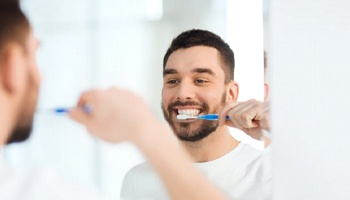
162;92;226;142
7;121;33;144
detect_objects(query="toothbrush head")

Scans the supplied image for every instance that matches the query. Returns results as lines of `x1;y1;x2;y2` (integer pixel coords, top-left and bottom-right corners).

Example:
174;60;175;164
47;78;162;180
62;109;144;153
177;114;197;120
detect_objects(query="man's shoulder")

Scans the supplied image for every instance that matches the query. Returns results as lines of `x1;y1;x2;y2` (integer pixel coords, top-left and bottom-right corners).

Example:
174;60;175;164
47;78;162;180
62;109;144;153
224;142;270;164
121;162;169;199
122;161;160;184
194;143;272;200
235;142;272;172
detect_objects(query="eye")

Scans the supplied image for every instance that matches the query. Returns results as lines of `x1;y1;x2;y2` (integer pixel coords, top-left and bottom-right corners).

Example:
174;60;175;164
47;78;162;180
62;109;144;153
195;79;207;84
166;79;179;84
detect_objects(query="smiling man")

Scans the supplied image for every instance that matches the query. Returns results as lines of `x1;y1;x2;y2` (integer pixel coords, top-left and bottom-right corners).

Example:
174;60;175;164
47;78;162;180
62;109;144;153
161;45;238;159
121;29;271;200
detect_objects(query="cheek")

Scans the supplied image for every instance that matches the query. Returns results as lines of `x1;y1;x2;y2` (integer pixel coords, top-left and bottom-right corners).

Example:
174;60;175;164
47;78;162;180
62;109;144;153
21;75;37;121
203;89;227;106
34;67;42;86
29;60;41;88
30;58;42;87
161;89;172;105
203;89;223;100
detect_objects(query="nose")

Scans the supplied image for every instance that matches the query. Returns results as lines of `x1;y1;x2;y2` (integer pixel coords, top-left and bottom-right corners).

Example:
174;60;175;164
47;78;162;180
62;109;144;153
176;80;195;100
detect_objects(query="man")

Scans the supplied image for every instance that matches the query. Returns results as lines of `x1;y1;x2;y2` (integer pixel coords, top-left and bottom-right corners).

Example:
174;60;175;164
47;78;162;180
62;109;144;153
121;29;272;199
0;2;230;199
0;2;105;199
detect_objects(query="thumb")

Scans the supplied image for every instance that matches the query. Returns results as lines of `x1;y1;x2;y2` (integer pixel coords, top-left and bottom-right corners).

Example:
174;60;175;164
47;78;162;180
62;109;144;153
218;101;238;126
68;108;90;125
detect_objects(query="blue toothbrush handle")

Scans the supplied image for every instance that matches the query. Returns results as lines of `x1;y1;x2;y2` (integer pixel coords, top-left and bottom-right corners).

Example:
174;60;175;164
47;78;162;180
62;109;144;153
54;105;92;114
197;114;230;121
54;108;70;113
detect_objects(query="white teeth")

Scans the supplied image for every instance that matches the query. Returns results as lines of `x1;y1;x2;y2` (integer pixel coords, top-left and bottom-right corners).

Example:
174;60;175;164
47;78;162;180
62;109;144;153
178;109;200;116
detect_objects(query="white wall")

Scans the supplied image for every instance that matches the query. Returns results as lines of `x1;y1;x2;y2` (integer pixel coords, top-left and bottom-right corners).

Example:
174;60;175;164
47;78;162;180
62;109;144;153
270;0;350;199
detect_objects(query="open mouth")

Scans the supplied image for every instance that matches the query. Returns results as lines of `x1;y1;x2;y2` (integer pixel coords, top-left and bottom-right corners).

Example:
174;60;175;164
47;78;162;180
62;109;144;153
178;109;200;116
174;108;202;120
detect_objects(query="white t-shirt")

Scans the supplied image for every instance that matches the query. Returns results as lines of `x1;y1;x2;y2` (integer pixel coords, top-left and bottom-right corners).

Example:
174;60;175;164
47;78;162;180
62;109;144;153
121;142;272;200
0;152;114;200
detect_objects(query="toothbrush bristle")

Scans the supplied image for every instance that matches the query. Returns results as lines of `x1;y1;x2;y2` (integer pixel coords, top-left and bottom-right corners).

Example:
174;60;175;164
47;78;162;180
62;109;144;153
177;115;189;120
177;114;198;120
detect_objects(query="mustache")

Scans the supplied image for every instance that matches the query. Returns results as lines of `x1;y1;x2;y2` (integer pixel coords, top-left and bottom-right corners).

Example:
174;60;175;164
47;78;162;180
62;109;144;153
169;101;203;107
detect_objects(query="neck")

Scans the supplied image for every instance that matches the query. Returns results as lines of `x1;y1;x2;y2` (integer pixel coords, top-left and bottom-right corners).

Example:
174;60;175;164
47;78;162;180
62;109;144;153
181;126;239;162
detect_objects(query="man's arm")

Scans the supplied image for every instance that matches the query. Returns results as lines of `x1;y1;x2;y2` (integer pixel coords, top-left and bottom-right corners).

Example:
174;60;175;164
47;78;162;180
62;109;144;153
68;87;227;200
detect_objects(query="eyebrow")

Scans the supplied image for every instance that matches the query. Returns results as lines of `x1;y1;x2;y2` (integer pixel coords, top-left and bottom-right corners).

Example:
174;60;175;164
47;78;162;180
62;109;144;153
163;67;216;77
192;68;215;76
163;69;178;77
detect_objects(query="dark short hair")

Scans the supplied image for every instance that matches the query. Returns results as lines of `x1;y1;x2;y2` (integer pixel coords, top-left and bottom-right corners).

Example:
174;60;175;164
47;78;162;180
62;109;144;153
163;29;235;83
0;1;30;52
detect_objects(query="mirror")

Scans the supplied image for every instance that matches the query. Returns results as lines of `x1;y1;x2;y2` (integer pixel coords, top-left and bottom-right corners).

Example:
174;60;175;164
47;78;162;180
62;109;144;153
4;0;266;198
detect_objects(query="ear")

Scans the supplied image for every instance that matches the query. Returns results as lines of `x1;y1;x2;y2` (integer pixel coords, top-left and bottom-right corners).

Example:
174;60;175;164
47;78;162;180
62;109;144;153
264;82;269;101
226;80;239;101
0;43;26;94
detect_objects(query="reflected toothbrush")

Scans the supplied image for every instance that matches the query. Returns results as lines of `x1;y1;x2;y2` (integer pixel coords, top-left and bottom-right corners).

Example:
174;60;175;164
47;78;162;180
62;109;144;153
177;114;230;121
36;105;92;114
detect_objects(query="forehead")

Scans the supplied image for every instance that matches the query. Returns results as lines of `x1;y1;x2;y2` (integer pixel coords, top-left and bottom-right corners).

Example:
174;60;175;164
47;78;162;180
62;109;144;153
165;46;224;75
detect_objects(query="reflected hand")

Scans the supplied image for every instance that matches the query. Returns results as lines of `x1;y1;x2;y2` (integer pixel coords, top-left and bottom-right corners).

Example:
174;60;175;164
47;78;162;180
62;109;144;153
218;99;270;140
68;87;156;143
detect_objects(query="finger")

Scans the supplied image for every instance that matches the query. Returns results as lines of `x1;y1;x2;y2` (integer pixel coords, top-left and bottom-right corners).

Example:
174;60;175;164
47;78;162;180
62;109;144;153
76;90;96;107
227;99;264;130
229;99;256;116
232;100;259;128
221;100;249;127
227;108;246;129
225;115;245;130
68;108;90;125
218;101;239;126
69;90;97;124
223;120;235;128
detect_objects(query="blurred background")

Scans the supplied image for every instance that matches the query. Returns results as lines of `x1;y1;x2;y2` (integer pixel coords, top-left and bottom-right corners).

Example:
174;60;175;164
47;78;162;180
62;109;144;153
4;0;266;198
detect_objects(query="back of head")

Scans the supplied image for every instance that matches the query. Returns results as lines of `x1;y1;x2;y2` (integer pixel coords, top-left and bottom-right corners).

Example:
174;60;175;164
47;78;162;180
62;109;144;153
0;1;33;144
0;0;30;54
163;29;235;83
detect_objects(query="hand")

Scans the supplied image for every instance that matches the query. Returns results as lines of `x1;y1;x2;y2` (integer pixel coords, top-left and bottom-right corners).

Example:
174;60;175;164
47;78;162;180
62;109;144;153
68;87;156;143
218;99;270;140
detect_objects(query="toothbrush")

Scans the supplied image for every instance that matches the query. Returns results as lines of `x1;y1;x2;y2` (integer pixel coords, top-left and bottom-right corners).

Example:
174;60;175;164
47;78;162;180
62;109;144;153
37;105;92;114
177;114;230;121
